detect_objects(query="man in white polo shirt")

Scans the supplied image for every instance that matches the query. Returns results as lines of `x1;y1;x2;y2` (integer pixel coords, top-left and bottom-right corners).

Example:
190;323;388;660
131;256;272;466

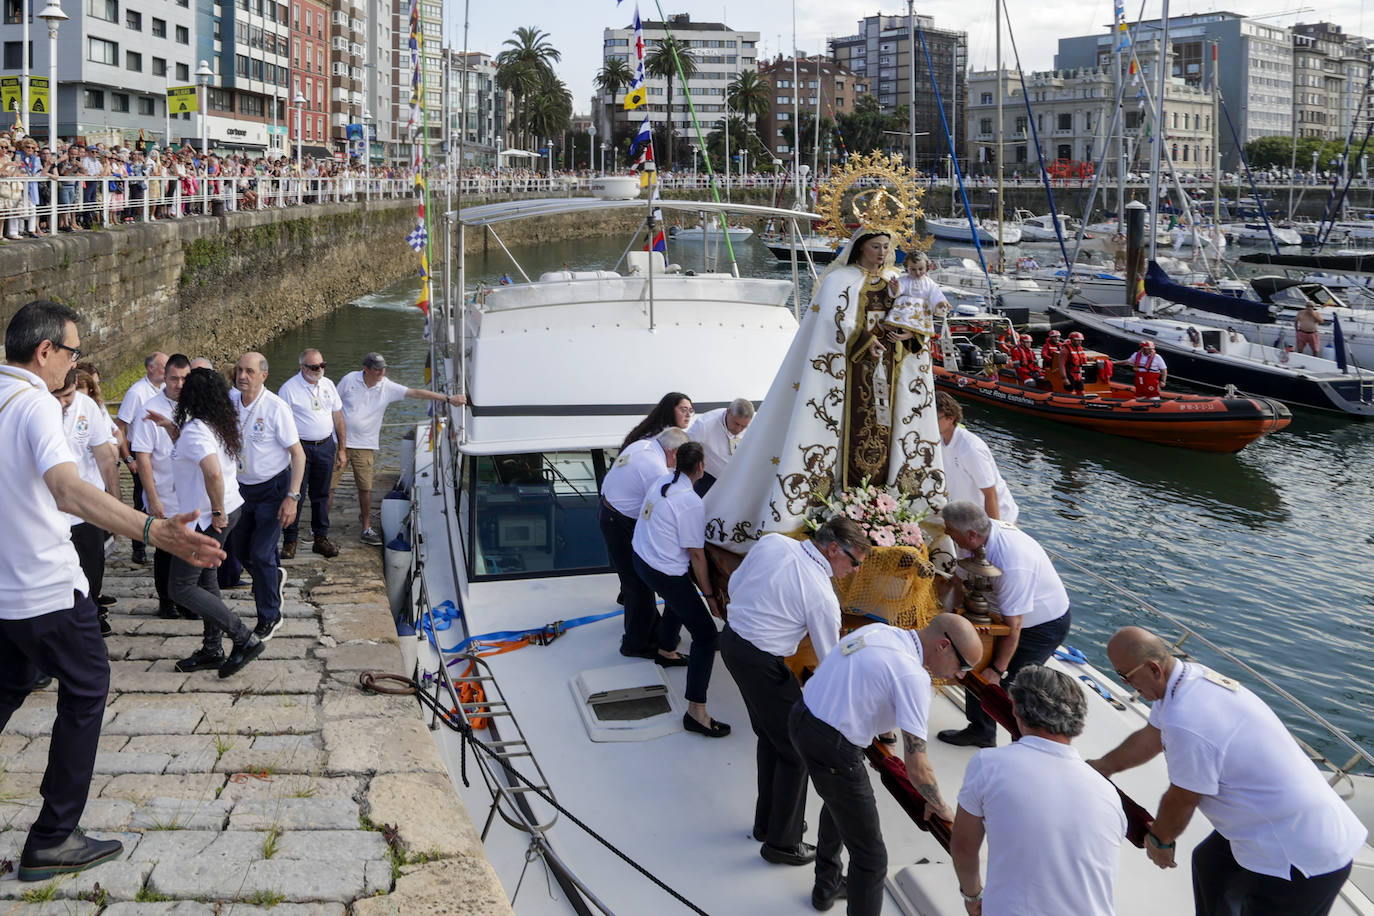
335;351;464;546
720;517;870;869
114;350;166;564
952;665;1125;915
790;615;983;914
0;301;222;882
132;354;192;619
935;392;1017;524
686;397;754;495
938;501;1070;749
228;352;305;642
599;426;689;659
277;348;346;559
1090;627;1365;916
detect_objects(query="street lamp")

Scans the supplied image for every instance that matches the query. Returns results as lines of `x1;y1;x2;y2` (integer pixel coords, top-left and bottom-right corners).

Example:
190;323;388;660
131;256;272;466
1311;150;1319;185
363;106;372;199
600;140;608;176
195;60;212;156
587;123;596;176
294;91;306;172
690;143;699;178
36;1;66;147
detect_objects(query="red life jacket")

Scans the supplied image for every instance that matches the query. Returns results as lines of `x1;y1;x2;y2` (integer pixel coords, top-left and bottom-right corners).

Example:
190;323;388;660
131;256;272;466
1063;345;1087;379
1041;341;1061;367
1130;351;1162;397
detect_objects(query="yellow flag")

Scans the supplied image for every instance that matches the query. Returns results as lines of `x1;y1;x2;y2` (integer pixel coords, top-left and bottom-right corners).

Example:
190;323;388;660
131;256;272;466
623;86;646;111
29;77;49;113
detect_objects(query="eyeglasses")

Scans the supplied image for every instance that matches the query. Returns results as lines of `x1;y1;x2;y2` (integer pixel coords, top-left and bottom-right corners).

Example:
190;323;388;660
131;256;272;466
1115;661;1149;684
52;342;82;361
943;631;974;674
841;547;864;569
303;362;326;370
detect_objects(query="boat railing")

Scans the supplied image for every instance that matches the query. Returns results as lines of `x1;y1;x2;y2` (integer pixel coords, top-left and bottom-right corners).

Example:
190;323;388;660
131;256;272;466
1048;547;1374;784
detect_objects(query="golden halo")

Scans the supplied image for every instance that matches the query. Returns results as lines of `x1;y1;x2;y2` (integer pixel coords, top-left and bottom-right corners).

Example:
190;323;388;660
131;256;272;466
817;151;928;252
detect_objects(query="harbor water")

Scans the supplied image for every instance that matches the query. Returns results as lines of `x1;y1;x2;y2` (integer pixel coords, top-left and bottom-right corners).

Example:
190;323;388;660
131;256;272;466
259;232;1374;768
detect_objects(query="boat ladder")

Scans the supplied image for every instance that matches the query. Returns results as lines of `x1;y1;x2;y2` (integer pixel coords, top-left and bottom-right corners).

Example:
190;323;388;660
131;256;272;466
431;654;559;838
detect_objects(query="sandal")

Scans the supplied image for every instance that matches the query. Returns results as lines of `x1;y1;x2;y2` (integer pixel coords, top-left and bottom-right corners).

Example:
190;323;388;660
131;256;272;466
683;713;731;738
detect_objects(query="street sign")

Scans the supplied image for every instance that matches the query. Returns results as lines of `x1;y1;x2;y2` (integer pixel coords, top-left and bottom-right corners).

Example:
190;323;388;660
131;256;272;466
0;77;18;115
29;78;48;113
267;124;288;136
166;85;198;114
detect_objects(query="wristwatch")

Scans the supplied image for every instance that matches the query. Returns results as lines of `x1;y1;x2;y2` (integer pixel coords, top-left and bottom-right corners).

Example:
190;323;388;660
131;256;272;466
960;887;984;903
287;491;302;502
1146;831;1175;851
123;455;136;466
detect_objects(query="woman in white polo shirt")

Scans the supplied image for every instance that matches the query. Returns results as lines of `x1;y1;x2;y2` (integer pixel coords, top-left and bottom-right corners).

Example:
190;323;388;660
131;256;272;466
162;368;263;679
630;442;730;738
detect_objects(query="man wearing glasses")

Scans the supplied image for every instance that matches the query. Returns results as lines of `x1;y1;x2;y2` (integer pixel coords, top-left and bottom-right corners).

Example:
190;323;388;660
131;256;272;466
718;516;870;869
937;500;1070;750
789;614;983;914
0;301;223;881
1089;627;1365;916
277;348;346;559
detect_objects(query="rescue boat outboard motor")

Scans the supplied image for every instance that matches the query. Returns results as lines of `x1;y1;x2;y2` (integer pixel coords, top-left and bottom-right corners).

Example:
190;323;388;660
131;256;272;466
957;343;987;373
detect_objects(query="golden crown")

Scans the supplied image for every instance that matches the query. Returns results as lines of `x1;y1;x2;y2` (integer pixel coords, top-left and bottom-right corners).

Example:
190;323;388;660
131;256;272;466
816;151;928;252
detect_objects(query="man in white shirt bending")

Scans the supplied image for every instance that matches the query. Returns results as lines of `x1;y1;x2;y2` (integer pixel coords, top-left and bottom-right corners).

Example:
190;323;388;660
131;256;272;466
686;397;754;495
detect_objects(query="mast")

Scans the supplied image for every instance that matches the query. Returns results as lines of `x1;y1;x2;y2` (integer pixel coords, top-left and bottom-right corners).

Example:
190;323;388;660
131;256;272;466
1211;41;1219;227
994;0;1004;263
908;0;917;172
724;86;731;202
1146;5;1170;264
792;3;801;207
1114;15;1127;230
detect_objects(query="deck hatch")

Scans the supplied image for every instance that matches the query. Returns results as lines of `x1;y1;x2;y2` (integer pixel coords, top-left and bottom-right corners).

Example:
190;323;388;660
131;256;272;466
571;663;685;742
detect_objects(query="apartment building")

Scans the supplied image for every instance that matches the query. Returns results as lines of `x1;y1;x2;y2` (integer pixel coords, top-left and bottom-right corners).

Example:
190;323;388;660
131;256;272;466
1292;22;1372;142
441;49;500;167
287;0;329;158
388;0;440;165
757;54;867;164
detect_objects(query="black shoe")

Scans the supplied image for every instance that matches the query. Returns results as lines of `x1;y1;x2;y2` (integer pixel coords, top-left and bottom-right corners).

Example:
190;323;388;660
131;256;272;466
174;647;225;673
96;595;116;608
619;645;659;660
654;652;690;667
27;673;53;691
760;841;816;866
682;713;730;738
18;828;124;882
812;877;848;912
98;612;113;637
218;635;264;678
253;616;283;641
937;727;995;749
157;599;179;619
131;546;147;565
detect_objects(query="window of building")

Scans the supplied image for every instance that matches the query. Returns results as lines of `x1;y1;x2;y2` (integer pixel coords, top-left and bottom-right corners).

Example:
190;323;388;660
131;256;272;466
1057;144;1072;159
979;117;993;134
2;41;21;69
1057;112;1072;131
777;95;790;104
2;0;20;24
240;94;264;116
151;16;164;36
88;0;117;22
980;91;993;104
88;36;118;65
85;88;105;109
175;24;189;43
1014;115;1027;134
176;61;189;81
125;9;140;29
208;87;232;110
112;92;129;112
235;54;249;77
138;96;155;115
127;50;141;70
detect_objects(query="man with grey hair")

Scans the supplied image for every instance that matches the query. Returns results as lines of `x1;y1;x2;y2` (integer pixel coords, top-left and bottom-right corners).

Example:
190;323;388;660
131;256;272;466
686;397;755;495
335;352;465;546
277;348;346;559
951;665;1126;914
937;501;1070;749
599;426;691;658
115;350;167;564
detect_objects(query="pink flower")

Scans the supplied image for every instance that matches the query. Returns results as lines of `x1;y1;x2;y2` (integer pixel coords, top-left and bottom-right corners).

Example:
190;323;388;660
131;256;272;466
845;503;864;520
898;521;924;547
875;492;898;513
871;527;897;547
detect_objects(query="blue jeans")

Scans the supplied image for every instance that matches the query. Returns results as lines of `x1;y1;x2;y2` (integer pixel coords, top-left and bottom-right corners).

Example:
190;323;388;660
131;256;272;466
282;439;334;543
632;555;718;704
790;703;886;916
229;469;289;626
598;500;659;656
964;609;1072;740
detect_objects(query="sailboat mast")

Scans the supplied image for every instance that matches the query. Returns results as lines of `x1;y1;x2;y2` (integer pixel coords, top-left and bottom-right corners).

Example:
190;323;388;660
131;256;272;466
1211;41;1220;226
1115;18;1126;229
995;0;1004;262
792;3;801;208
908;0;917;173
724;87;731;202
1146;3;1170;263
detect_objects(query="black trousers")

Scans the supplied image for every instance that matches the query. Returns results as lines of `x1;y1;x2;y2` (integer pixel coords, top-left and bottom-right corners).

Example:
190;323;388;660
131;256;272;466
228;469;288;626
597;500;659;655
1193;830;1353;916
69;523;106;603
790;703;886;916
153;547;173;602
720;625;807;849
282;439;334;543
964;610;1071;740
130;473;145;551
0;592;109;847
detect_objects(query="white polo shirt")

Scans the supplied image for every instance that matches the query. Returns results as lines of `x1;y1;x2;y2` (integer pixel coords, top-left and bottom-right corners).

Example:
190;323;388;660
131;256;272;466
171;419;245;530
726;533;841;662
600;439;668;517
116;374;162;426
230;388;299;485
631;472;704;576
687;407;745;479
337;371;407;450
129;391;178;516
942;425;1018;525
62;391;118;525
984;522;1069;628
0;366;88;615
957;736;1125;916
1149;663;1367;879
278;371;342;442
802;623;931;748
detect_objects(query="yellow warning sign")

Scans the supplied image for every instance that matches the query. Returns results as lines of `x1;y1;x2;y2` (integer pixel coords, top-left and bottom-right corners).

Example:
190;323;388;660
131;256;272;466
29;77;48;114
166;85;198;114
0;77;18;114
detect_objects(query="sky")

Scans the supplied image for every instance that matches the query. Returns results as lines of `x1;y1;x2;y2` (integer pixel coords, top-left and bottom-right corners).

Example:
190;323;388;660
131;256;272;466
447;0;1370;111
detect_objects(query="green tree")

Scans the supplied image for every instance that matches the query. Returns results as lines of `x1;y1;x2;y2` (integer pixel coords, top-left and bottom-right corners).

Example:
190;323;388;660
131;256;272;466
704;115;768;174
835;95;903;156
796;114;837;169
525;74;573;165
644;36;698;172
594;57;634;139
496;26;562;150
728;70;770;131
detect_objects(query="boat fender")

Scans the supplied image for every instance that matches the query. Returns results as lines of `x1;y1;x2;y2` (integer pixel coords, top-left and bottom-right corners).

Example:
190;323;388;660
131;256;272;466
1080;674;1128;710
1054;646;1089;665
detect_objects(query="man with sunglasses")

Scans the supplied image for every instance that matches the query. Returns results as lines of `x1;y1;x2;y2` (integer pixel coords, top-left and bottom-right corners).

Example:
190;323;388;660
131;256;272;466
790;613;983;913
937;500;1070;750
1088;627;1365;916
277;348;346;559
719;516;871;869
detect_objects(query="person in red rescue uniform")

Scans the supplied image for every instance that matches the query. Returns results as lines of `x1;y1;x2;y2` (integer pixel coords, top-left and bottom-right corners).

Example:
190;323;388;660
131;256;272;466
1061;332;1089;394
1010;334;1040;385
1129;341;1168;398
1040;330;1062;377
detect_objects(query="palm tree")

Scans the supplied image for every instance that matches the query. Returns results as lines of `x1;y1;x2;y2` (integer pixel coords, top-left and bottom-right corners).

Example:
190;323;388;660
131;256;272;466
496;26;562;150
728;70;770;134
594;57;634;140
644;36;697;172
525;74;574;168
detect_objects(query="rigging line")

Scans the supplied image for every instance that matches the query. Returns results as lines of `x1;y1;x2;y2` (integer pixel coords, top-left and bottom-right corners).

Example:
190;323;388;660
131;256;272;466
395;675;713;916
998;0;1071;269
1315;76;1374;250
1216;90;1283;255
1314;71;1374;247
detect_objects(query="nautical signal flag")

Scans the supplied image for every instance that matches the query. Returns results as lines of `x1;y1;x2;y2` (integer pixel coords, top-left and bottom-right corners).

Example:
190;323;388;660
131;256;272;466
624;3;647;110
630;116;651;157
624;86;646;110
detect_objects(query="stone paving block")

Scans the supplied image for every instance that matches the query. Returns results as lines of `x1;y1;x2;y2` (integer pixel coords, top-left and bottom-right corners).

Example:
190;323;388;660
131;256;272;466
323;717;443;776
180;661;320;695
108;665;191;693
100;773;223;802
363;857;392;896
321;690;417;721
92;751;172;775
123;636;200;661
129;797;231;830
102;635;141;659
103;707;205;736
276;599;317;620
6;735;129;773
0;735;29;757
251;734;319;753
146;859;367;903
121;735;219;756
195;696;319;735
365;772;484;860
0;902;99;915
125;829;219;861
2;704;112;739
278;619;322;639
274;829;388;862
130;620;214;638
105;694;233;713
318;642;400;674
351;859;513;916
220;906;345;916
76;799;137;832
214;745;325;776
320;604;399;643
216;774;359;805
228;797;360;831
0;860;154;903
164;748;219;776
259;637;317;662
102;904;216;916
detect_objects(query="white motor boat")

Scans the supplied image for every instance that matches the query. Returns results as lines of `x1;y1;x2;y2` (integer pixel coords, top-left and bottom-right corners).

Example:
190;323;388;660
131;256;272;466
669;221;755;243
1222;222;1303;247
929;258;1063;317
924;216;1022;246
759;231;845;265
1014;210;1079;242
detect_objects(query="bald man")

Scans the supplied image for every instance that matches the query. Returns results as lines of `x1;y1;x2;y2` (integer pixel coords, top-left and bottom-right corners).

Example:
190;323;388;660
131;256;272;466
1089;627;1365;916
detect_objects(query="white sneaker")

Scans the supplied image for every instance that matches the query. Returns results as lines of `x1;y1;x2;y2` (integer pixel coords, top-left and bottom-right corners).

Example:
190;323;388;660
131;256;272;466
359;529;383;546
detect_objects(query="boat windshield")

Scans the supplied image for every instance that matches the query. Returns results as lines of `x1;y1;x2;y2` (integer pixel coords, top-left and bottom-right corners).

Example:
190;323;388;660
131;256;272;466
467;450;612;580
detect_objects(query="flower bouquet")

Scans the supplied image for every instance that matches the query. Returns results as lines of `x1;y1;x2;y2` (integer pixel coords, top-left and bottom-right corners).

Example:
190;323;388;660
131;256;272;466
806;477;927;549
